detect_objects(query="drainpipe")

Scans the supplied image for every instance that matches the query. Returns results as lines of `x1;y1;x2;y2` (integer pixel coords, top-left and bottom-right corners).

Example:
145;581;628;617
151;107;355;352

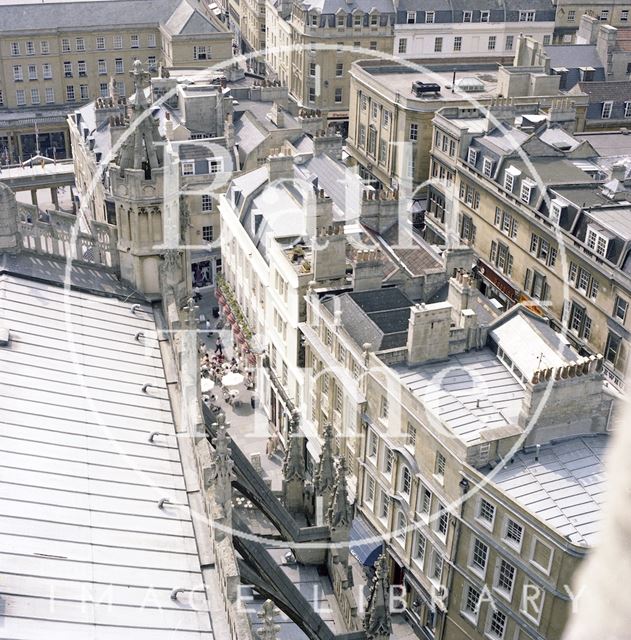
440;476;470;640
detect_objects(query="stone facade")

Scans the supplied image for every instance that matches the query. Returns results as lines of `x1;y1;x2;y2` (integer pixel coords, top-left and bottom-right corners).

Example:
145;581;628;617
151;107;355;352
264;0;395;121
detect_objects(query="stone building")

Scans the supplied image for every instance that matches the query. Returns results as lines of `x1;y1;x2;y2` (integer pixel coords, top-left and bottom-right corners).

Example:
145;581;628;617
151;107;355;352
264;0;396;129
301;273;613;640
426;102;631;392
393;0;555;61
345;56;589;195
0;0;232;161
218;131;476;471
0;76;401;640
69;66;314;290
553;0;631;43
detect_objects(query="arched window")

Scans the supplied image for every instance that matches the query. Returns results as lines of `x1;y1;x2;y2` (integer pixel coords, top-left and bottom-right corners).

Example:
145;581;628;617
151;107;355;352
401;465;412;495
396;510;407;540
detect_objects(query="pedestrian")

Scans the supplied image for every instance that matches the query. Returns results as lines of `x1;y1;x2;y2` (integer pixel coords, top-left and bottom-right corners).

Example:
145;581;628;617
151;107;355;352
215;336;223;356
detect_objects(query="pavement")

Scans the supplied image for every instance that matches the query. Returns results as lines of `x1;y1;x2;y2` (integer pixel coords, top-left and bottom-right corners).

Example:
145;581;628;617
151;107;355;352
196;287;285;492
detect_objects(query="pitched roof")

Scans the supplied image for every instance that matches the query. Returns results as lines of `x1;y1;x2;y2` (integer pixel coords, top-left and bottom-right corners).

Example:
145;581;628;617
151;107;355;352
323;287;414;351
575;81;631;103
544;44;604;70
0;273;214;638
0;0;203;32
163;1;219;35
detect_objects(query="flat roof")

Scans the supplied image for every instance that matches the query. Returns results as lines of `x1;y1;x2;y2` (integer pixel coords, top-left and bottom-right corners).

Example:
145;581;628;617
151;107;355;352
393;349;525;445
490;435;608;546
357;65;501;104
0;274;214;638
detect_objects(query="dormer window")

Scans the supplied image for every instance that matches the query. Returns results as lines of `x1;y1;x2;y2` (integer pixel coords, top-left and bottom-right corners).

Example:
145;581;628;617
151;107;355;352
337;14;345;26
181;161;194;176
602;101;613;119
520;179;536;204
481;10;490;22
407;11;416;23
504;167;519;192
483;157;494;177
549;197;566;223
354;13;363;26
467;148;478;165
426;11;435;23
586;225;611;257
310;13;318;26
519;10;536;21
463;10;472;22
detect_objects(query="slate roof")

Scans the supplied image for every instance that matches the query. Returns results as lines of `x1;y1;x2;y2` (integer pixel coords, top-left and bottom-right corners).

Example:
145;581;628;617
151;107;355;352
323;287;414;351
490;435;607;546
575;81;631;103
300;0;395;14
395;0;554;17
163;2;220;35
0;0;201;32
544;44;604;71
379;224;443;277
0;273;214;638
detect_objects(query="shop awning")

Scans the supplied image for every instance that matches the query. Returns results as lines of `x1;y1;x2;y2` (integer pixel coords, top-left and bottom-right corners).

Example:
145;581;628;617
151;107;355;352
349;514;384;567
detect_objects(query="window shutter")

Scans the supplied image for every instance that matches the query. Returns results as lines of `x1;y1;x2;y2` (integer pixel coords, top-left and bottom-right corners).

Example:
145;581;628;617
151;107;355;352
524;268;532;292
507;253;514;275
490;241;497;263
542;281;550;302
494;207;501;226
511;218;518;238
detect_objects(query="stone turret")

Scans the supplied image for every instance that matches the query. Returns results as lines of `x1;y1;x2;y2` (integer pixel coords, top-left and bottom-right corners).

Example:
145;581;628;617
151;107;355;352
109;59;182;296
282;419;305;511
364;553;392;640
314;425;335;522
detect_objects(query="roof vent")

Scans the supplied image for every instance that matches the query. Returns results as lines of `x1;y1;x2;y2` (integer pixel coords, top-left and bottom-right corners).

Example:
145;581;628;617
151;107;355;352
0;324;9;347
455;77;485;93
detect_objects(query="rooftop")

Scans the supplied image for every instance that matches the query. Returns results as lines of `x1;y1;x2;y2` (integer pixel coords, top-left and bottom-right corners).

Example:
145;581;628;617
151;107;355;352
0;0;209;33
297;0;395;14
490;435;607;546
393;348;525;445
323;288;414;351
544;44;604;72
0;273;214;637
354;63;502;104
573;80;631;104
575;131;631;158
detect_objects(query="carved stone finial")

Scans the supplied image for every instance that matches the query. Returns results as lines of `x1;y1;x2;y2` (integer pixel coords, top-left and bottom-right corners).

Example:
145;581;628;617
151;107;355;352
160;248;183;285
327;457;352;530
283;421;305;482
207;424;236;515
256;599;281;640
315;425;335;495
364;552;393;640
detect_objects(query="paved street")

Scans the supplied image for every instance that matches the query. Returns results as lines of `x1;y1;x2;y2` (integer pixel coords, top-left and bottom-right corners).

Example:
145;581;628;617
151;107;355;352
196;287;285;492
